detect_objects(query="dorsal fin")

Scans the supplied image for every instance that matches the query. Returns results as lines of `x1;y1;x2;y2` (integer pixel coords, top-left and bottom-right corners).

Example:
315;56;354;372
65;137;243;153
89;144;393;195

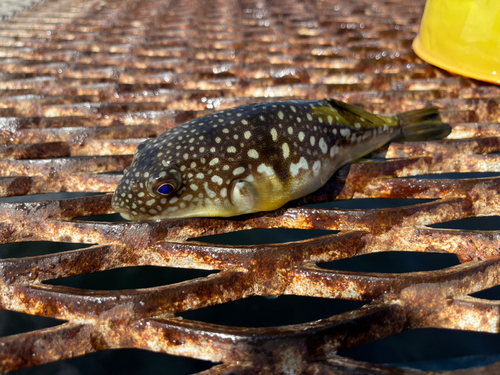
316;98;392;128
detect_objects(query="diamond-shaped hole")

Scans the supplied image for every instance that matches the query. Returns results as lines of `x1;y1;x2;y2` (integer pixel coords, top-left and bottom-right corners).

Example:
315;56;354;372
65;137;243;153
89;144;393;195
189;228;335;245
44;266;216;290
429;216;500;231
318;252;460;273
471;285;500;300
12;348;216;375
0;242;95;258
401;172;500;179
338;329;500;371
180;295;365;327
0;310;62;337
305;198;437;210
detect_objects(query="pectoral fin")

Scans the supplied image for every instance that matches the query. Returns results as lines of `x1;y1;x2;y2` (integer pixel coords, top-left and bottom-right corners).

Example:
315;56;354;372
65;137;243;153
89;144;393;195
230;174;294;214
230;180;258;212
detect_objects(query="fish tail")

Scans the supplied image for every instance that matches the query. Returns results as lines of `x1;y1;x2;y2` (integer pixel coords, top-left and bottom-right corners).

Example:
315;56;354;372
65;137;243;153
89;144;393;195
396;107;451;141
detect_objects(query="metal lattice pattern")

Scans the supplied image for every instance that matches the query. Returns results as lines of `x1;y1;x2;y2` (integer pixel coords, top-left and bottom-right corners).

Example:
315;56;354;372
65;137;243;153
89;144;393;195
1;0;500;373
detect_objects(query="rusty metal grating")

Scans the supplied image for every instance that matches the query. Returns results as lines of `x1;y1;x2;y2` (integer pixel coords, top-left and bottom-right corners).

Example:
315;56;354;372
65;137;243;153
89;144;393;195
1;0;500;373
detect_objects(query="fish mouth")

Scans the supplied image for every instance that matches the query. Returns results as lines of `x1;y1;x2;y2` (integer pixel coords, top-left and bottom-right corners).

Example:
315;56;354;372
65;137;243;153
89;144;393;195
111;193;133;221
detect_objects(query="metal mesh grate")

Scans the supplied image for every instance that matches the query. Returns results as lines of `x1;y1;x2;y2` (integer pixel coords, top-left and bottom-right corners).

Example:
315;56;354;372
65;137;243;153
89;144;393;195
1;0;500;373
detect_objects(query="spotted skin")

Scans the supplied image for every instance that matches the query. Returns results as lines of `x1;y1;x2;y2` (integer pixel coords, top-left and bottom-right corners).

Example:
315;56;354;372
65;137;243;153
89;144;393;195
112;99;448;220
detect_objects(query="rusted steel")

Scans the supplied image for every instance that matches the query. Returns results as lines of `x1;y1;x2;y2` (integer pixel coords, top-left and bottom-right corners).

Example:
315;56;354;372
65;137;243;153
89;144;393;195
0;0;499;374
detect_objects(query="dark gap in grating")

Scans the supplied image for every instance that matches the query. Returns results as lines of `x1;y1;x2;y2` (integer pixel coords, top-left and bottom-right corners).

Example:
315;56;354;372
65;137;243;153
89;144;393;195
319;252;460;273
1;0;500;373
389;354;500;372
0;241;94;259
180;295;366;328
74;213;129;222
428;216;500;231
0;192;104;203
0;310;62;337
188;228;336;245
401;172;500;180
45;266;216;290
471;285;500;300
338;329;500;371
305;198;437;209
12;348;216;375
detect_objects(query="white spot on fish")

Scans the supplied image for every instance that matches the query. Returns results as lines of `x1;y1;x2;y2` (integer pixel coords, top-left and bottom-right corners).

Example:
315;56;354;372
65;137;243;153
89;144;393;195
247;149;259;159
220;187;227;198
190;184;199;191
319;137;328;154
227;146;236;153
244;131;251;139
196;172;204;179
257;163;275;176
330;145;339;157
204;182;216;198
271;128;278;141
340;128;350;137
291;105;296;113
209;158;219;166
298;131;305;142
146;199;155;206
290;156;308;176
282;142;290;159
233;166;245;175
310;136;316;146
211;175;223;185
288;127;293;135
278;111;284;120
313;160;321;176
307;113;313;121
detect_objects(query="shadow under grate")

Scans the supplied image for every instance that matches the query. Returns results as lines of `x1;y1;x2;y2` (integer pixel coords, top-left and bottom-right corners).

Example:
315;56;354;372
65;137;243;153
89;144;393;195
0;0;500;374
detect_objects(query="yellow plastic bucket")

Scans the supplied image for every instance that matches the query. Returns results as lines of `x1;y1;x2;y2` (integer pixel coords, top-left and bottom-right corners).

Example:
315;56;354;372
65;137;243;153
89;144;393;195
413;0;500;84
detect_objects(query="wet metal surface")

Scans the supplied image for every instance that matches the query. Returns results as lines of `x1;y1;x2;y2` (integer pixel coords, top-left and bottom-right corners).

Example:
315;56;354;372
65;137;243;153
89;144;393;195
0;0;500;373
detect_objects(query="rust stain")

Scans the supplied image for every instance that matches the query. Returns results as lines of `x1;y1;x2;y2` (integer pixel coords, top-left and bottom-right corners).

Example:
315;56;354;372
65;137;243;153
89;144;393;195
0;0;499;374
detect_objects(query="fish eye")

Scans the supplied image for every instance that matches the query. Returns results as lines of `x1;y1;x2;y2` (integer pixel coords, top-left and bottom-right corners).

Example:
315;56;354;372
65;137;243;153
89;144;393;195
153;179;178;196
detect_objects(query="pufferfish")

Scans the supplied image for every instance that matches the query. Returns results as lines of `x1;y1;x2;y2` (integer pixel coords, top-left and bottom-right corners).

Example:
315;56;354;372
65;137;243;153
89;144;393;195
112;99;450;221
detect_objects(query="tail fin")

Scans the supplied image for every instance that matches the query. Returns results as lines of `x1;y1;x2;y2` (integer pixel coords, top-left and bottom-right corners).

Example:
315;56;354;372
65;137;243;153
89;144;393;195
396;107;451;142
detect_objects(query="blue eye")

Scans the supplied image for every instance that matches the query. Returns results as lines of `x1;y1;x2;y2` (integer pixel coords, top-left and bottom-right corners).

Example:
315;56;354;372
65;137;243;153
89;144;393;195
154;180;177;196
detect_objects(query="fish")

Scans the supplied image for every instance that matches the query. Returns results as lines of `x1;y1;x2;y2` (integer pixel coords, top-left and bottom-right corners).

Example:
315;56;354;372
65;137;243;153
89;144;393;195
111;98;450;221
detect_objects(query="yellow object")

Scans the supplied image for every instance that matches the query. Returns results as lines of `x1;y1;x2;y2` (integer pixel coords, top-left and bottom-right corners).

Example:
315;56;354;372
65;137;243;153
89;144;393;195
413;0;500;84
